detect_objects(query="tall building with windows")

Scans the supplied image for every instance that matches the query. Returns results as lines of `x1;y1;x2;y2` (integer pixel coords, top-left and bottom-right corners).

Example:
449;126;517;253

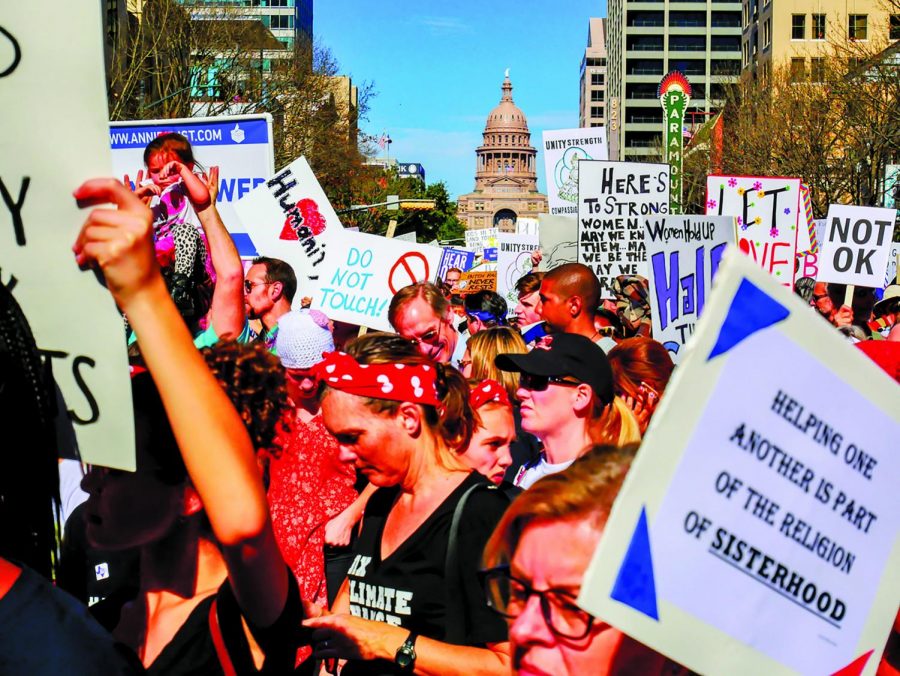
579;19;608;129
742;0;894;78
457;74;548;232
606;0;742;160
177;0;313;49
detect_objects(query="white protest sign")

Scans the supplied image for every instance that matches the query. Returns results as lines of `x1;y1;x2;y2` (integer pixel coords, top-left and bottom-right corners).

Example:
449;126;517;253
1;2;134;470
645;215;735;363
310;230;443;331
578;160;669;295
515;217;539;237
542;128;609;216
110;114;274;258
234;157;343;288
706;175;801;288
797;219;827;281
886;243;899;287
580;249;900;676
538;213;578;270
464;227;498;256
497;233;540;319
816;205;896;288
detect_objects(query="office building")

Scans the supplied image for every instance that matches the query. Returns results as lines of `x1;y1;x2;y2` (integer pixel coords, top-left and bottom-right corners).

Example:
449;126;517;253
579;18;609;129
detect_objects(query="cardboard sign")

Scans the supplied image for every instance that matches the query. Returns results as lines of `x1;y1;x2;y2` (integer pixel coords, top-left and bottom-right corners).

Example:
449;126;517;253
816;205;896;288
1;2;135;470
436;247;475;281
580;250;900;676
497;233;540;319
234;157;343;288
457;271;497;295
645;215;735;362
110;114;275;258
706;175;801;287
310;230;442;331
538;213;578;270
578;160;670;295
464;227;498;256
542;128;609;216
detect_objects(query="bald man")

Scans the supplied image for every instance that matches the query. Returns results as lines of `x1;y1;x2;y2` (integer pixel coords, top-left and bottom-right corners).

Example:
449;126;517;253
538;263;616;350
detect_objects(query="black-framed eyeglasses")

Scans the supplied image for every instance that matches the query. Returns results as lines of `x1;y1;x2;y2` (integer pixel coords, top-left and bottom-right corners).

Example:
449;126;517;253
408;321;445;346
244;280;271;294
479;565;594;640
518;372;581;392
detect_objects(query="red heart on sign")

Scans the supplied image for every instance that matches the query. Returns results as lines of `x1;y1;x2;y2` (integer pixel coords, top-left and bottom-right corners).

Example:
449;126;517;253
279;199;328;240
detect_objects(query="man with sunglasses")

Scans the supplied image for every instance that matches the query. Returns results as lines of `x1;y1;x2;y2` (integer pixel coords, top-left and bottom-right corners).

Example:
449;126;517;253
243;256;297;349
496;333;617;489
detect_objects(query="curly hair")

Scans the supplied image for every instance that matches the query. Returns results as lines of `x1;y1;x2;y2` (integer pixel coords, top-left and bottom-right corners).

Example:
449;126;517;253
201;341;290;456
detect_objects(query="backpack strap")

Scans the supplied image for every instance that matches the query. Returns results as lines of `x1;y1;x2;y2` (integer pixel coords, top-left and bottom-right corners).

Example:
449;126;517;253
443;481;508;646
208;598;238;676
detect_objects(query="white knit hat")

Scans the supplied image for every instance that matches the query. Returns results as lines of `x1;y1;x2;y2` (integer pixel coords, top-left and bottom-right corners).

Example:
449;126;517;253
276;310;335;369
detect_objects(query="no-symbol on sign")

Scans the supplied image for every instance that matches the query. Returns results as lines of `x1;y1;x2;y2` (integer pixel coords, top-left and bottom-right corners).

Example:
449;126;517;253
389;252;430;294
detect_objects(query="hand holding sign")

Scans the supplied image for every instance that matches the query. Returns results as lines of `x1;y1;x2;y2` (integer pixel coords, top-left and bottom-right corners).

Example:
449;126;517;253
73;178;161;311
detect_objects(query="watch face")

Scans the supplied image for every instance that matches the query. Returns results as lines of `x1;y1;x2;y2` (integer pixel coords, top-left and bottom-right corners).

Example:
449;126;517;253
396;647;414;668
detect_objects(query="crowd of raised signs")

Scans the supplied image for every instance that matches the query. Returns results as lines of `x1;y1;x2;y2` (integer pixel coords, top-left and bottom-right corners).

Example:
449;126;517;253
0;133;898;676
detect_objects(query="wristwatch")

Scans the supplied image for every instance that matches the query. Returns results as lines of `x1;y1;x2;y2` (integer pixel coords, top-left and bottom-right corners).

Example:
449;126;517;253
394;631;418;671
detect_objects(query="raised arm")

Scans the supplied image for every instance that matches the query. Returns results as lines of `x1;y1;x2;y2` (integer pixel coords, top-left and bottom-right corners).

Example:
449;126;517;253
72;179;287;627
195;167;246;340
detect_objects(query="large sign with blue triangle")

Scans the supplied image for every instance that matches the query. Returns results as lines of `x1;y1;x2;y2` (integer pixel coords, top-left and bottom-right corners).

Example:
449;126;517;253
579;249;900;676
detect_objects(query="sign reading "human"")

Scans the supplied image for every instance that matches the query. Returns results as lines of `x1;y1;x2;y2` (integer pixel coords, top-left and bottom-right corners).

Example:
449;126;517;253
817;205;896;288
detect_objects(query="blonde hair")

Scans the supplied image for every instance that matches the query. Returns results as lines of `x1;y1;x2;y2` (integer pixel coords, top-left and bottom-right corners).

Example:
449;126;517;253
466;327;527;402
484;445;636;568
588;396;642;446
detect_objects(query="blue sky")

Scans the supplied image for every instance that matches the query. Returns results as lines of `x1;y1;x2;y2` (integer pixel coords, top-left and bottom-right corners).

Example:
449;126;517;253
316;0;605;201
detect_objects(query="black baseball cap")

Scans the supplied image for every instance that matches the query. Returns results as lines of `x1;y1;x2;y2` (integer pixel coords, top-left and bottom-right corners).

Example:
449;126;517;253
495;333;615;404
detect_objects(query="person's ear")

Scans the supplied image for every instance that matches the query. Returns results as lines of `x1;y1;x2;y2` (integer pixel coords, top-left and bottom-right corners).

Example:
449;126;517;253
181;486;204;517
569;295;583;317
396;401;424;437
571;384;594;415
269;281;284;301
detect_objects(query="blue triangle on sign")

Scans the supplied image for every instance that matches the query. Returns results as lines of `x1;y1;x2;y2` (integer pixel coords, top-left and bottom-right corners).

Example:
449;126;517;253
610;506;659;621
707;278;790;361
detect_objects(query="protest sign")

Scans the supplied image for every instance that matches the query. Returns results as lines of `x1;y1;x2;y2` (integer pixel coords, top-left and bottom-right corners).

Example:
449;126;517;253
515;217;539;237
580;249;900;676
464;227;498;256
578;160;669;295
885;243;899;287
1;2;134;470
797;218;827;281
538;213;578;270
645;215;735;362
310;230;442;331
497;233;540;318
110;114;274;258
436;247;475;281
706;175;801;287
234;157;343;287
816;204;896;288
542;128;609;216
457;271;497;295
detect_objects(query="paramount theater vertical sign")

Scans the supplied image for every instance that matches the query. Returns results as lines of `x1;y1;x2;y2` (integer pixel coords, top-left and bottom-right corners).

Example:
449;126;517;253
659;72;691;214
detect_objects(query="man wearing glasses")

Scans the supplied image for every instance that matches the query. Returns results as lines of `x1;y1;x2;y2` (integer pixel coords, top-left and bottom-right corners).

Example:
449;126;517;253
243;257;297;349
480;447;685;675
388;281;467;366
495;333;623;489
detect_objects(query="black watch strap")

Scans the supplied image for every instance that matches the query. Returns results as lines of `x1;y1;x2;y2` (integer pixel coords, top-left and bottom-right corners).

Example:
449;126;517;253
394;631;418;671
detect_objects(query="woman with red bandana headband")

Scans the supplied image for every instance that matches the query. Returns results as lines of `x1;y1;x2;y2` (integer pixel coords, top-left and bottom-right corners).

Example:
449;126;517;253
464;381;517;487
303;333;512;675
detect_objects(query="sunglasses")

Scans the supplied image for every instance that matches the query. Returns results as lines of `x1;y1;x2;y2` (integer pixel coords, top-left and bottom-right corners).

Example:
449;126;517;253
244;280;271;294
519;372;581;392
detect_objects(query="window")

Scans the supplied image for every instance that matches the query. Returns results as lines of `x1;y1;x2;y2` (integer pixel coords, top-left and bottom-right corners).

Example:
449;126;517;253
812;14;826;39
810;58;825;82
791;14;805;39
591;72;605;86
590;105;604;117
763;18;771;47
848;14;867;40
270;14;293;29
790;57;806;82
591;89;605;101
891;15;900;40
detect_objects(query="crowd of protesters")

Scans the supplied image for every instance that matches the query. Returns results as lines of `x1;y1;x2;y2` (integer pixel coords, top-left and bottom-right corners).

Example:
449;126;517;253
1;144;898;675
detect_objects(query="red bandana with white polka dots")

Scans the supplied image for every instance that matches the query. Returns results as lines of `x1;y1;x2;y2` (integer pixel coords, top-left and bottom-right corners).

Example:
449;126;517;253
314;351;441;407
469;379;511;410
